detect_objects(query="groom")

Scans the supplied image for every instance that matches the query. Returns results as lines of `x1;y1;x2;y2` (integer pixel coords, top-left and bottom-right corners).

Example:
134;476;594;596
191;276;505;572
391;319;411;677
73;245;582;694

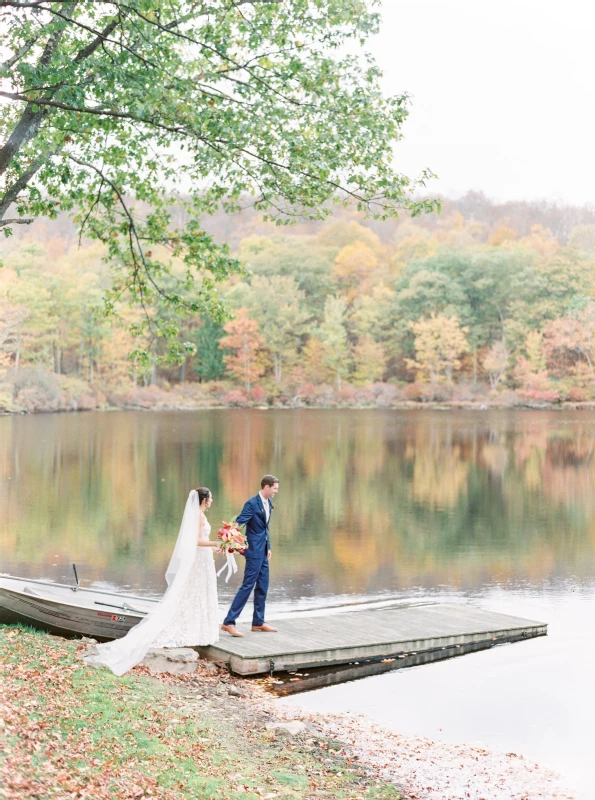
221;475;279;637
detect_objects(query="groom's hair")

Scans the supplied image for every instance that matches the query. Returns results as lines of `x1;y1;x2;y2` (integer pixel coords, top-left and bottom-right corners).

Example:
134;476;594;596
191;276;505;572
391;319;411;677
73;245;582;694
261;474;279;488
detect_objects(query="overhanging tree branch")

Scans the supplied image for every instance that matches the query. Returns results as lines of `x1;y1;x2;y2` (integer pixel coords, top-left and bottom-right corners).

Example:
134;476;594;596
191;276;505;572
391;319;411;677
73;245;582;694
0;148;60;220
67;154;201;315
0;0;437;360
0;91;220;137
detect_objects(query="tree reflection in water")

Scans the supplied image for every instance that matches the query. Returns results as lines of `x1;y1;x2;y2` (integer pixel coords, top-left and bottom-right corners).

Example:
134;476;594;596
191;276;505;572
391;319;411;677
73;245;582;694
1;409;593;599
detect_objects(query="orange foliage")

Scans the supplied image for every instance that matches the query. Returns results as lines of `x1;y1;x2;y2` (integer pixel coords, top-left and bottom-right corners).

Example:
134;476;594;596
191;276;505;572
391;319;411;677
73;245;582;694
220;309;266;391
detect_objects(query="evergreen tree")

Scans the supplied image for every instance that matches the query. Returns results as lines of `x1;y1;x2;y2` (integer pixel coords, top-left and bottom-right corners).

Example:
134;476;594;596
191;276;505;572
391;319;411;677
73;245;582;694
192;317;225;383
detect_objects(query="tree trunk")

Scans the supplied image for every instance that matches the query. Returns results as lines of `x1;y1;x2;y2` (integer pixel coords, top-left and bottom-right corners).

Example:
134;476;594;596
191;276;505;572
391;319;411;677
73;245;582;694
472;348;477;384
245;352;251;393
179;360;186;383
273;353;282;384
580;348;594;378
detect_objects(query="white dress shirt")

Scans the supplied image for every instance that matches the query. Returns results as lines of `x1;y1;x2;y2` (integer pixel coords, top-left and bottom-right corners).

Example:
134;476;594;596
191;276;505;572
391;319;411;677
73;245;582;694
258;491;270;522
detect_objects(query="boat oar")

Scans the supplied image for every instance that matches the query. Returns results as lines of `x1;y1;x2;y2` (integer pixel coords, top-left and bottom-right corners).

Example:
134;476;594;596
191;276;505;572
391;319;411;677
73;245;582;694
70;561;146;615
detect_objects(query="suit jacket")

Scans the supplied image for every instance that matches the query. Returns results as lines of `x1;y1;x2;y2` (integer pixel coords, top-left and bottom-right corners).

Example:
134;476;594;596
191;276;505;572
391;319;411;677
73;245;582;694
235;494;273;559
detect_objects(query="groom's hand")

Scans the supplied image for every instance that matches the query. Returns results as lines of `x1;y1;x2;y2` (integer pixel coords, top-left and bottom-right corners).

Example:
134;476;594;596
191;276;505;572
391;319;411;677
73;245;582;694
267;549;272;560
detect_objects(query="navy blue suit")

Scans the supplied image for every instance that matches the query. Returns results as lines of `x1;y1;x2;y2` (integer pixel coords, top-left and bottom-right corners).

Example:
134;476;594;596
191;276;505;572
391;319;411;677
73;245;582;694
223;494;273;627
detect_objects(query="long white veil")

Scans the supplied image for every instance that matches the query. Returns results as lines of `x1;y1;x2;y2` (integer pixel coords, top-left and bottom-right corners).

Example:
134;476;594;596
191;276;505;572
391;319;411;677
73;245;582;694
84;490;200;676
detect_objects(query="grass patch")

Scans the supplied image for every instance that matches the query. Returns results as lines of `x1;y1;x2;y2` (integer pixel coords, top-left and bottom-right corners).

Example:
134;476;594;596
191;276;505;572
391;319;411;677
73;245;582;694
272;771;309;788
1;624;406;799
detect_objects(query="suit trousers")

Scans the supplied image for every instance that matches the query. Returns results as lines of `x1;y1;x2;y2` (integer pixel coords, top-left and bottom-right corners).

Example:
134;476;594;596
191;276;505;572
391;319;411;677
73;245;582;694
223;549;269;627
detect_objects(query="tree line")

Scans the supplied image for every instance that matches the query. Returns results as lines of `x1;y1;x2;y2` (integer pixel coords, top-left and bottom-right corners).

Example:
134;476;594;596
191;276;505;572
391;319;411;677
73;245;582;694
2;199;595;408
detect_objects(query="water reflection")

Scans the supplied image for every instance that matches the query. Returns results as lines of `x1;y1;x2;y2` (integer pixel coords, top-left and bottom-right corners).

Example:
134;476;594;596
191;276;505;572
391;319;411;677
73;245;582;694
1;410;594;597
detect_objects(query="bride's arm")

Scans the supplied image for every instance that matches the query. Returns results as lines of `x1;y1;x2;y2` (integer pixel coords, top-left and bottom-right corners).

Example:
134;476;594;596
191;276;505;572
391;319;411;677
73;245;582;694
197;512;219;548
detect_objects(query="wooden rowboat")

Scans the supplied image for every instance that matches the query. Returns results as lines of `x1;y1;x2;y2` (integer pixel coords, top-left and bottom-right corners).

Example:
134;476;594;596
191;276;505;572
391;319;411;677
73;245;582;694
0;574;155;641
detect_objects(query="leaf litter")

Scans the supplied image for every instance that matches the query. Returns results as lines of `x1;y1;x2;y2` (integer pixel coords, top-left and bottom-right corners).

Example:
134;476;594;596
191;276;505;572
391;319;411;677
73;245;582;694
1;626;407;800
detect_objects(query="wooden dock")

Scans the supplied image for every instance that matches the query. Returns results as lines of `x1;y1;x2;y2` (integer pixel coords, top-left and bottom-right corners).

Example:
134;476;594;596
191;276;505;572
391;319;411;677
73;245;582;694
200;603;546;676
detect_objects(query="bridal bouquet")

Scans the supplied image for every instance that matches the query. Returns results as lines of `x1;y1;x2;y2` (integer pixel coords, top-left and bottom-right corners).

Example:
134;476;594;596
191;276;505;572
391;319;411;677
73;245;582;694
216;521;248;555
216;521;248;582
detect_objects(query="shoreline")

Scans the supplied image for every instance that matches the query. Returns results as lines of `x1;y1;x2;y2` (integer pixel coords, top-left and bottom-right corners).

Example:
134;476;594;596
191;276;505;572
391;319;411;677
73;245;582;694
2;626;576;800
272;703;577;800
3;399;595;417
2;370;595;416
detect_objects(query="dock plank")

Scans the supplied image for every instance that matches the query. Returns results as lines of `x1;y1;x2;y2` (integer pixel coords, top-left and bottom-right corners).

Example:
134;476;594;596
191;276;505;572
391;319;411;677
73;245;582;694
199;603;546;675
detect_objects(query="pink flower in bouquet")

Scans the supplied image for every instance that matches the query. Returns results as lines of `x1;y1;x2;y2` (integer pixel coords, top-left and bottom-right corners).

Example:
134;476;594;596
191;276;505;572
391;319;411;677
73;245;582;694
217;520;249;555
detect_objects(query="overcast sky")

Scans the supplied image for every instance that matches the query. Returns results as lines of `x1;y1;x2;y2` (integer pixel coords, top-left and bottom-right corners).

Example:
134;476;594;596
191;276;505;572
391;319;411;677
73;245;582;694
372;0;594;205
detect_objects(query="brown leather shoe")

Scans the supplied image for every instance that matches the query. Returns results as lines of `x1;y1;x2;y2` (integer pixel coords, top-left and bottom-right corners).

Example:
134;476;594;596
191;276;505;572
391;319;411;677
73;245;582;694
251;623;278;632
221;624;244;638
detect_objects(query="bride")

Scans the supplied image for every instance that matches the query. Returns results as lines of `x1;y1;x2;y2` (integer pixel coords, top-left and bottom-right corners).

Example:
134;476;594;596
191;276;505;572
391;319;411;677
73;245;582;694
85;488;220;676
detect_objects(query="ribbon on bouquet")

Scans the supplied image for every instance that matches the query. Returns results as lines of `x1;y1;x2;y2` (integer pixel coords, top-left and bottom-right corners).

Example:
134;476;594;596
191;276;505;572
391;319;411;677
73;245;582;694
216;551;238;583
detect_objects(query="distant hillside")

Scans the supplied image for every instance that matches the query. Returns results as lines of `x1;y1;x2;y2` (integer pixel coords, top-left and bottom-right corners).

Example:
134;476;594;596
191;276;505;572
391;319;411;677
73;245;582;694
5;192;595;254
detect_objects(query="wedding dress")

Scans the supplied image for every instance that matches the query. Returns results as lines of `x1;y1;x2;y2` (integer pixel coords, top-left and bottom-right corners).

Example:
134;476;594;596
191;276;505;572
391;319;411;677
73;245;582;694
84;490;219;676
151;511;219;647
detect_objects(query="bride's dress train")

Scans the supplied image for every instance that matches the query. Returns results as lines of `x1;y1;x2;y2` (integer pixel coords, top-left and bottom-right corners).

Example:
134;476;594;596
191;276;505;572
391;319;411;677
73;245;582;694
84;490;219;676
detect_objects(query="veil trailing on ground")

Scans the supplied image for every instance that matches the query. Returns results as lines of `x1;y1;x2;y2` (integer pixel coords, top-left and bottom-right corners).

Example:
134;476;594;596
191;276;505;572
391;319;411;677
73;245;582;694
84;490;200;676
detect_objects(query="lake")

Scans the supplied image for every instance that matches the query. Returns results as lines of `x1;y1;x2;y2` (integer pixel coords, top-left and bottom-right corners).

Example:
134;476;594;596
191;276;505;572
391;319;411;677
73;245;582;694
1;409;593;796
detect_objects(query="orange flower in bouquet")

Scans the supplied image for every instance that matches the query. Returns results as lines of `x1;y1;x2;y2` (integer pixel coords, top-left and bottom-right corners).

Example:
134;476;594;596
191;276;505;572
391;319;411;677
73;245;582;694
217;521;248;555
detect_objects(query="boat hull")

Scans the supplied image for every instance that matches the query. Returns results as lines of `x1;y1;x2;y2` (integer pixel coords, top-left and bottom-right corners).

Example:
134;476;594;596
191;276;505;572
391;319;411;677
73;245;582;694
0;576;156;641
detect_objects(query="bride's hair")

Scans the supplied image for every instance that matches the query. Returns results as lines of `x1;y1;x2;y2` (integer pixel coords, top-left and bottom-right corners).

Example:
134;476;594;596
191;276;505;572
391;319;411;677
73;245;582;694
195;487;211;505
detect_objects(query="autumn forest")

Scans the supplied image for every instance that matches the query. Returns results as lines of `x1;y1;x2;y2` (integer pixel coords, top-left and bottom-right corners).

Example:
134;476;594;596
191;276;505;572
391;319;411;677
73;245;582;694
2;192;595;413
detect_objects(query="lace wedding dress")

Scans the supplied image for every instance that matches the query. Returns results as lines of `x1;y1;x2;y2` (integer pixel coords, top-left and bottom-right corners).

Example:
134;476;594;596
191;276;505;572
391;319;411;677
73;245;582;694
84;491;219;676
151;511;219;648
